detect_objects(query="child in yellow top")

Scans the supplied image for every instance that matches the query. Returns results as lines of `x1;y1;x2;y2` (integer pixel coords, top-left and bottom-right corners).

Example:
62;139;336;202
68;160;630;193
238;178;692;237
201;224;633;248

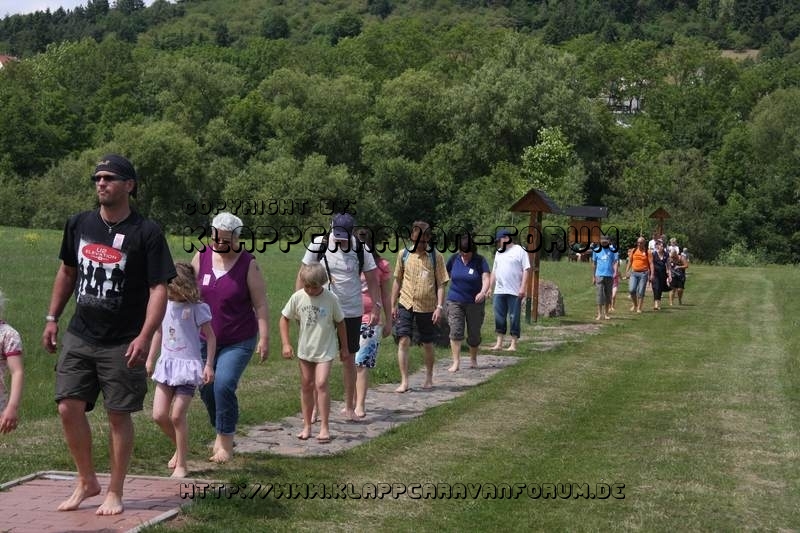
280;263;347;444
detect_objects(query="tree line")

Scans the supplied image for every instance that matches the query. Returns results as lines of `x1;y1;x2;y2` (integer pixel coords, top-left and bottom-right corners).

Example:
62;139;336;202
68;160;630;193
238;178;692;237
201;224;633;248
0;0;798;263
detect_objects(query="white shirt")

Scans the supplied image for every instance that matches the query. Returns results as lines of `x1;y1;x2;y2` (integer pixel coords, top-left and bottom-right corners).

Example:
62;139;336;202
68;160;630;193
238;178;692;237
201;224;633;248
492;243;530;295
301;234;377;318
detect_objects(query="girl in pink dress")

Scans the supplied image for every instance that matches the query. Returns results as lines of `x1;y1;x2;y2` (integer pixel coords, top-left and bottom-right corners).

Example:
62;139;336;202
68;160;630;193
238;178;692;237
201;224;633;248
146;263;216;478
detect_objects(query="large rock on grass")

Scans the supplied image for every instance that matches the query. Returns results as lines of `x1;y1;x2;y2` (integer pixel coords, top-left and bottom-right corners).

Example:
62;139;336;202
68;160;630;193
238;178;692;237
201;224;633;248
537;280;565;317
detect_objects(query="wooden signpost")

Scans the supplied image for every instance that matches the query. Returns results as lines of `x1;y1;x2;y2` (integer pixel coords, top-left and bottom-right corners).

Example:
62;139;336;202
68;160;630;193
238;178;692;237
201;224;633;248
508;189;560;324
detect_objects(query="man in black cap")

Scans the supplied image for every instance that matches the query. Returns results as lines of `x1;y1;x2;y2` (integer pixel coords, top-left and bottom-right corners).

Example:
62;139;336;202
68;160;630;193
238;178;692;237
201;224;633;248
42;154;176;515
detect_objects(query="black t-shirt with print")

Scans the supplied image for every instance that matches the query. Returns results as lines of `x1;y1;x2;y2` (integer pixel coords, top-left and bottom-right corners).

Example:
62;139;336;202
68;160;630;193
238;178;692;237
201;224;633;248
59;209;176;345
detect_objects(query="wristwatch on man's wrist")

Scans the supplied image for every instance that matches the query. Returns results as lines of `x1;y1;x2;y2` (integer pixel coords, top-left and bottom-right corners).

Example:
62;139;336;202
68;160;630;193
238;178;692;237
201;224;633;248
46;314;58;323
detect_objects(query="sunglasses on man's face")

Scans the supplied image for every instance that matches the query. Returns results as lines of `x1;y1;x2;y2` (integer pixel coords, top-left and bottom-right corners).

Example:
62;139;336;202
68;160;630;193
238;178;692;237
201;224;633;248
91;174;127;183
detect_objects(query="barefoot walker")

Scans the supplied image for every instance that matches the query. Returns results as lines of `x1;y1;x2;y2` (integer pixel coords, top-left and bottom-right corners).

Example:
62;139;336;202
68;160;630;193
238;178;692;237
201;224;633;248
146;262;217;478
191;212;270;464
488;230;530;351
280;263;348;444
42;154;175;515
391;221;449;392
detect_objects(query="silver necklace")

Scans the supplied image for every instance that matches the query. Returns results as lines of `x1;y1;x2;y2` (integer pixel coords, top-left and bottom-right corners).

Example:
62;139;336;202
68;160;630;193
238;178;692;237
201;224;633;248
99;212;125;234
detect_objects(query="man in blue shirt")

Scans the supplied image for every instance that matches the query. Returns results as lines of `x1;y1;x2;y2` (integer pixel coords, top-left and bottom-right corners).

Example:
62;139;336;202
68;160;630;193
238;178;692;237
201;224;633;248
591;234;619;320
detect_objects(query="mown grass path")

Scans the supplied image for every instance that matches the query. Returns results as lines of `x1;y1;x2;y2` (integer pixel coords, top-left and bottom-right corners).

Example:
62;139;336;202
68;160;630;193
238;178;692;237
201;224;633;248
173;266;799;532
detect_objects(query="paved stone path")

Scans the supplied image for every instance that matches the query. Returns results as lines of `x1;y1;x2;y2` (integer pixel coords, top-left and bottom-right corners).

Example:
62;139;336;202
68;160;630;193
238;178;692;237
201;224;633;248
236;354;522;456
0;472;193;533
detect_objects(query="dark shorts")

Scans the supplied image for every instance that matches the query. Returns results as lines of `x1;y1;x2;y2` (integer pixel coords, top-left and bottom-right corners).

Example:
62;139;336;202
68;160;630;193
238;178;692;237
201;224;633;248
344;317;362;354
55;331;147;412
175;384;197;396
155;381;197;396
394;305;437;344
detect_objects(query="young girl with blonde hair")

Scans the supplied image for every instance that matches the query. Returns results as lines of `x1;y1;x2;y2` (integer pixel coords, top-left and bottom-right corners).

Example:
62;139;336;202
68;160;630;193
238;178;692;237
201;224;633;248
146;263;216;477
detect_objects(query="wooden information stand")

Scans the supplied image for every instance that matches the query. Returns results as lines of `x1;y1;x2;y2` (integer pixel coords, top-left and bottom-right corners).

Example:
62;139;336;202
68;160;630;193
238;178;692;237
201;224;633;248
649;207;671;236
508;189;560;323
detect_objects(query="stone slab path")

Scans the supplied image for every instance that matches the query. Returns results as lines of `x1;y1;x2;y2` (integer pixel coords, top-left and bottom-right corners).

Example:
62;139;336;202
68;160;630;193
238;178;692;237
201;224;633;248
236;354;523;457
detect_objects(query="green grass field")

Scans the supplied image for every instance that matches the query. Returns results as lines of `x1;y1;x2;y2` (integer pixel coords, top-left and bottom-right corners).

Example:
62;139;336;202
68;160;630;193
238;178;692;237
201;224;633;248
0;225;798;531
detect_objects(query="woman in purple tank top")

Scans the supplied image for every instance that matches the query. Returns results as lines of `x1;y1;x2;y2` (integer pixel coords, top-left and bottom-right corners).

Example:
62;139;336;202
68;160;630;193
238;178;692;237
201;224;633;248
191;212;270;463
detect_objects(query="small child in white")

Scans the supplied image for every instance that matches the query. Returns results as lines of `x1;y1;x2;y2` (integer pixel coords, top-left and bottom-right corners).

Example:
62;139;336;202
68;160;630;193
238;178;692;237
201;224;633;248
0;289;23;434
146;263;216;478
280;263;347;444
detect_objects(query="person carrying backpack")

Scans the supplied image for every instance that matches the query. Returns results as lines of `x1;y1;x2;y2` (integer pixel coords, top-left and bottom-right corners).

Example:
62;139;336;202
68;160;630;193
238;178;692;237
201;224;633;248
390;221;449;392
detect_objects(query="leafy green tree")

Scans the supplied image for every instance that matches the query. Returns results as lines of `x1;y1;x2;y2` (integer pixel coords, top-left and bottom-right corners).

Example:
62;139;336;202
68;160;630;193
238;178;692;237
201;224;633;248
105;120;206;231
330;12;362;45
521;126;586;208
139;52;245;133
261;11;290;40
367;0;394;19
371;69;448;161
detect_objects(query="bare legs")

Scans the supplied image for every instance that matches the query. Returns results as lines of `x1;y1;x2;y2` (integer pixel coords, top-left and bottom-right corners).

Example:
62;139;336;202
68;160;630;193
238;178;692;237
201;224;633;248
629;293;644;313
395;337;435;391
341;352;356;420
355;367;368;418
152;383;193;478
299;359;332;441
57;399;133;515
57;399;102;512
395;336;411;392
448;339;461;372
450;340;479;371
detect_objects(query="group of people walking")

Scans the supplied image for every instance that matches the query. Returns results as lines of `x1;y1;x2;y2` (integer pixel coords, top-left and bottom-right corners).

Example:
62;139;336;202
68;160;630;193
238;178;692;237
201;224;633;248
592;233;689;319
12;154;698;517
24;154;536;516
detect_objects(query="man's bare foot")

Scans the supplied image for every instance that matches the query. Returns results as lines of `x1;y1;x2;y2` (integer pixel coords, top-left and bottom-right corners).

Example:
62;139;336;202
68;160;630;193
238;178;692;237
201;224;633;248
489;343;502;351
609;306;615;312
595;314;602;320
171;466;188;479
604;315;611;320
57;480;102;511
297;427;311;440
505;345;517;352
316;432;331;444
629;305;636;312
209;449;231;463
95;492;124;516
354;408;366;418
394;383;409;393
422;380;433;389
447;364;459;372
167;452;178;469
343;408;357;421
469;359;477;369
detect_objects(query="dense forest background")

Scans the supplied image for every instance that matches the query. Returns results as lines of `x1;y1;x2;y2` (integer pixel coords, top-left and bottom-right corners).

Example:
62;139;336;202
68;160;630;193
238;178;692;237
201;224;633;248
1;0;798;263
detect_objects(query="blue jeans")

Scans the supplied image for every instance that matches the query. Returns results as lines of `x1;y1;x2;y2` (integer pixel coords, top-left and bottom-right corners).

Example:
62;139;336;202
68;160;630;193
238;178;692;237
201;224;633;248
629;271;649;298
200;336;256;435
494;294;521;338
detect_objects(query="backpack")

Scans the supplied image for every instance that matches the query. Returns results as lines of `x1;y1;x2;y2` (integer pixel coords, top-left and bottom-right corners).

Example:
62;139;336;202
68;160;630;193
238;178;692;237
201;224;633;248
316;236;365;284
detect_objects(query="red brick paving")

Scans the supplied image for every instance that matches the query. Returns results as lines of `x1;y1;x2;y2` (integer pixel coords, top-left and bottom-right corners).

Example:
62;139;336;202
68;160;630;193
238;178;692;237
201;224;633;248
0;471;199;532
